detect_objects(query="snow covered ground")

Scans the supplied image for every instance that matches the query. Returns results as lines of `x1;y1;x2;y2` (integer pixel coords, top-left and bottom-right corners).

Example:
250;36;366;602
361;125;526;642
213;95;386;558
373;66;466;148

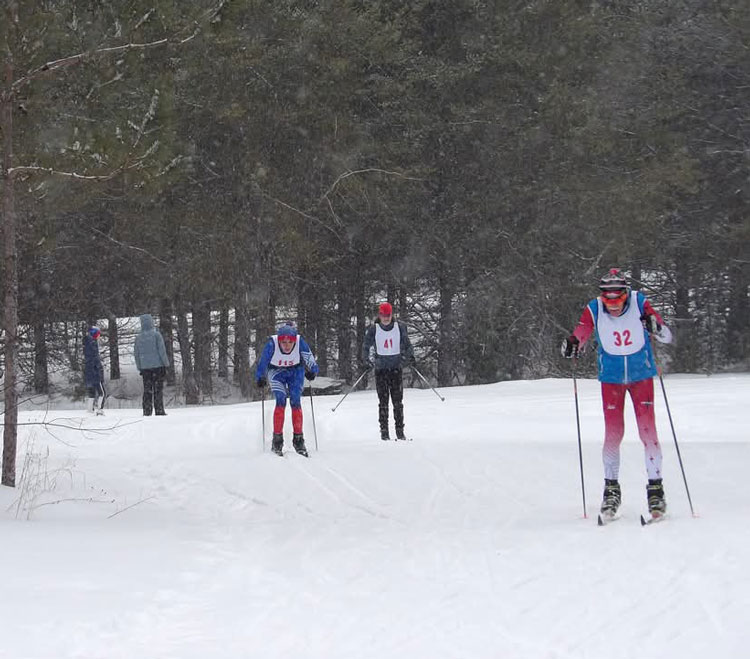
1;373;749;659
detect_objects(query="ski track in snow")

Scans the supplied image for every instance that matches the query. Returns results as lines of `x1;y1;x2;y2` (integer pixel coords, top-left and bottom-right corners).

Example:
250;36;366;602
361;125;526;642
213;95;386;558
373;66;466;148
1;375;750;658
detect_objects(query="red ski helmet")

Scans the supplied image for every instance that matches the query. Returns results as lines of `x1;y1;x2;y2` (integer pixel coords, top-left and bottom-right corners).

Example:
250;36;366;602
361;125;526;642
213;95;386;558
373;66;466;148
598;268;628;292
378;302;393;316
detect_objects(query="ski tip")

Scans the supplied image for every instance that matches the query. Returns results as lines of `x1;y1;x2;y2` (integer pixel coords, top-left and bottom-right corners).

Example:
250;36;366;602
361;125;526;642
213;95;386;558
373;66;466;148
597;515;604;526
640;515;647;526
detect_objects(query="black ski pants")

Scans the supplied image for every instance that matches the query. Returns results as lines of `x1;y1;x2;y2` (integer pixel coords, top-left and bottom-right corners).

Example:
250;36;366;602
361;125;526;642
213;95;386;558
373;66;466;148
142;367;166;416
375;367;404;433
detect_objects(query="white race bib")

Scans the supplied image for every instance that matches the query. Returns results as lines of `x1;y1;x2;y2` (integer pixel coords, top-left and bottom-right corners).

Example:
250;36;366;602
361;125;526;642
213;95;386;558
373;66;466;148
270;336;301;367
596;297;645;356
375;324;400;356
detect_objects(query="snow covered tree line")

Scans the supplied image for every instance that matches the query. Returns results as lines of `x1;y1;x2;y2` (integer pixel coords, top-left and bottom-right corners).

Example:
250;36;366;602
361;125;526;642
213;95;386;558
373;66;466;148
2;2;749;484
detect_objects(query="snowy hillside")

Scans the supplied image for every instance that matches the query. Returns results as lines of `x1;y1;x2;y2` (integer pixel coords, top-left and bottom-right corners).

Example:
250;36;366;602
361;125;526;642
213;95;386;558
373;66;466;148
1;374;749;659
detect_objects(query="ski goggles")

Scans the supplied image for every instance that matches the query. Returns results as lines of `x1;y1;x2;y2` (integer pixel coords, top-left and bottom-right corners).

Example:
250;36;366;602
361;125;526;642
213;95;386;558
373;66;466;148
601;289;627;306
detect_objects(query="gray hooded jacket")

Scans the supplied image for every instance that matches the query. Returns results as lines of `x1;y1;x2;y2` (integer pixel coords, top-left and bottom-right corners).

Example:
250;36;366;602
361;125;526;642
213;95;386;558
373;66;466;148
134;314;169;371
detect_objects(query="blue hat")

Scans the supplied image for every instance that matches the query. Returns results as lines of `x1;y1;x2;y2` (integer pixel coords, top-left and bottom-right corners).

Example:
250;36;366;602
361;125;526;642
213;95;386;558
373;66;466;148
277;323;298;339
89;326;101;340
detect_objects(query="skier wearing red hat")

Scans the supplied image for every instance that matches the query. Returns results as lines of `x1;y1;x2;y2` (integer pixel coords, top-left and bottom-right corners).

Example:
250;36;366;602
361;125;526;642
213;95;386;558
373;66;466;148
562;269;673;522
362;302;415;440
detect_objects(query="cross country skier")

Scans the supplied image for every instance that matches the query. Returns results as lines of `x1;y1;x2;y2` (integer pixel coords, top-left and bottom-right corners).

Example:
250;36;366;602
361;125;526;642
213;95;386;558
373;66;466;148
561;269;673;520
256;323;319;456
361;302;416;440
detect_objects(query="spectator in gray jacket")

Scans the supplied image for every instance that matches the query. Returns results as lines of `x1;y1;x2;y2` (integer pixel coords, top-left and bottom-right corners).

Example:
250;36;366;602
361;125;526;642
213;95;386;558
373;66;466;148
134;313;170;416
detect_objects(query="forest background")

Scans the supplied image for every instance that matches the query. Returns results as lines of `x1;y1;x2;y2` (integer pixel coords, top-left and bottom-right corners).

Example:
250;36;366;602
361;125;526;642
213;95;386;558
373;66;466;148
2;1;749;483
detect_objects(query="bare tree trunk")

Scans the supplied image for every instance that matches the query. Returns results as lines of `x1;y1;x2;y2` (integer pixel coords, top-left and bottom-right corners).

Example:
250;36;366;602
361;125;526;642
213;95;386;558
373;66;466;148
107;314;120;380
673;256;695;372
175;297;199;404
437;274;454;387
218;305;229;379
727;263;749;362
33;320;48;394
159;300;175;386
192;300;212;396
2;24;18;486
336;277;353;383
354;275;366;374
233;300;251;399
310;284;328;376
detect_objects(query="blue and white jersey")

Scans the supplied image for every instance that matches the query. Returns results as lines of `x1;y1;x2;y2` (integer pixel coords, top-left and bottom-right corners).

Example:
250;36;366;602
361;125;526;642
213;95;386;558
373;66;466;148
587;291;657;384
255;335;319;379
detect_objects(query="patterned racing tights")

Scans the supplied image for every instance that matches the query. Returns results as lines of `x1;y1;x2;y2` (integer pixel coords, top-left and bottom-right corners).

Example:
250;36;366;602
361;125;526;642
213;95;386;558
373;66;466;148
601;378;662;481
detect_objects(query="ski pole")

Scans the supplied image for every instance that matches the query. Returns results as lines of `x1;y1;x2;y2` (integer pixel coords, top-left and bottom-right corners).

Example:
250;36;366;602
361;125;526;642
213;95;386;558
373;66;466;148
572;355;587;519
650;336;695;516
411;366;445;402
260;385;266;453
331;367;371;412
309;385;318;451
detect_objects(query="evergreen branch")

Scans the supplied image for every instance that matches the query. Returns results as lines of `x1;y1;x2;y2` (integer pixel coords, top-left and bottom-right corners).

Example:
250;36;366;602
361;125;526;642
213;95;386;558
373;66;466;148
260;190;342;239
91;228;171;266
320;168;425;202
11;39;169;92
9;142;160;181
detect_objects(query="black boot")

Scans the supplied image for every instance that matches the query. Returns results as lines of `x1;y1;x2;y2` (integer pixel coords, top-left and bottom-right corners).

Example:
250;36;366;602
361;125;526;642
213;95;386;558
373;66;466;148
380;428;390;441
293;433;308;457
394;402;405;439
600;479;621;516
647;479;667;516
271;433;284;456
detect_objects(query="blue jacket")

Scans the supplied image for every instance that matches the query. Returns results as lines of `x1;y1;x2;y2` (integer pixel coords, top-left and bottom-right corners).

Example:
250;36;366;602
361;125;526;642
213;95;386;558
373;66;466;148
134;314;170;371
588;291;657;384
255;335;319;379
84;335;104;387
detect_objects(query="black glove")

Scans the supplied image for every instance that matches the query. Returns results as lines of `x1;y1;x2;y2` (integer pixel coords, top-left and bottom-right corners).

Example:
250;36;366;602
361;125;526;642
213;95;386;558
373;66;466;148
561;335;580;359
304;371;316;381
640;314;661;334
256;376;267;388
406;355;416;368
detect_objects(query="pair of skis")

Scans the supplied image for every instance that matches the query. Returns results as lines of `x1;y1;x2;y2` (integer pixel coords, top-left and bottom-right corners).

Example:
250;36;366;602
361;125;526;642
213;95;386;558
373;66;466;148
597;512;667;526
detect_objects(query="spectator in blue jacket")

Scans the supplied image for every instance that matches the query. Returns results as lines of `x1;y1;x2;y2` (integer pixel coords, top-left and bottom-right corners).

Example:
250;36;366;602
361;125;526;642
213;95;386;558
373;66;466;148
84;326;106;414
134;314;170;416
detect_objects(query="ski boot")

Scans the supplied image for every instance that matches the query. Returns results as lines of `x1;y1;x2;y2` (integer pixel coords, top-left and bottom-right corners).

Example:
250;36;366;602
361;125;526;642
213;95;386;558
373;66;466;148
599;479;621;520
380;429;390;441
292;433;308;457
395;427;406;441
646;479;667;517
271;433;284;456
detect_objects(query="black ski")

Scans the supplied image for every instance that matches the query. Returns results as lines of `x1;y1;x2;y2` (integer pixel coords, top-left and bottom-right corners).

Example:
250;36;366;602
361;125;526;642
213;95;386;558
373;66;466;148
597;512;620;526
640;513;667;526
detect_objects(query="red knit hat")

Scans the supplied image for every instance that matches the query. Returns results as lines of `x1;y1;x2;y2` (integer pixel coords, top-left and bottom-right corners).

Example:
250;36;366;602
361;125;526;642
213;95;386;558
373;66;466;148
378;302;393;316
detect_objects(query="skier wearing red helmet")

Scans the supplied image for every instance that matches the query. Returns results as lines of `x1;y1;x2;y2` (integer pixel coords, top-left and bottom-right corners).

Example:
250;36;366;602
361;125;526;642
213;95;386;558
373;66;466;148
562;269;673;522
